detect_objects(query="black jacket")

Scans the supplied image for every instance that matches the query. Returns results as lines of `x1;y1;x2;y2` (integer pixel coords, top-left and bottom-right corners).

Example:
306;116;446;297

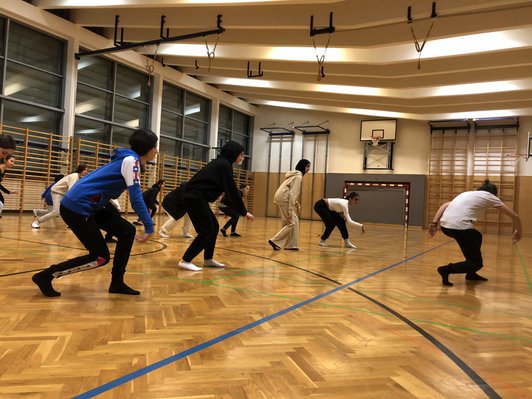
185;141;247;216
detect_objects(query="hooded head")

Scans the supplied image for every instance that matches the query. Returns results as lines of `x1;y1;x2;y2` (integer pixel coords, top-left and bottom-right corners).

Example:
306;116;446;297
220;140;245;163
295;159;310;175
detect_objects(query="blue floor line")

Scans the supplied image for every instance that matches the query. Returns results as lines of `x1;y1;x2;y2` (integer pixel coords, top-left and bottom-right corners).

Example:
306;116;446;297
74;242;447;399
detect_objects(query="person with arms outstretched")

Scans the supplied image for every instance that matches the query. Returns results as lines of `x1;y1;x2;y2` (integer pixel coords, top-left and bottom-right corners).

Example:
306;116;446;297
428;179;522;286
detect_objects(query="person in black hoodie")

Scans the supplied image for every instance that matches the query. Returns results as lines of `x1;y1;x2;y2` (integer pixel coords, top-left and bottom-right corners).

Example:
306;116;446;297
178;141;254;271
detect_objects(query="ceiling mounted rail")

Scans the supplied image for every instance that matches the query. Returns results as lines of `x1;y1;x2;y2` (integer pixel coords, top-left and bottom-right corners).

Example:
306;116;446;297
76;14;225;59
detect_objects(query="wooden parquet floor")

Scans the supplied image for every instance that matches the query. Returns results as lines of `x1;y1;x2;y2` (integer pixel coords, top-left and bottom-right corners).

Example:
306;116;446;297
0;214;531;399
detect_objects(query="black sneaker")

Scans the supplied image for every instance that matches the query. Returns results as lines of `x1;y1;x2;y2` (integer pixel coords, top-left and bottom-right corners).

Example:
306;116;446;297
133;221;142;226
230;232;241;237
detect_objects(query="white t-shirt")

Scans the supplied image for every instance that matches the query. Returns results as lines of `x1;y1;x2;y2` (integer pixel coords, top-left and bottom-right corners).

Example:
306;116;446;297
440;191;503;230
51;172;80;195
327;198;363;228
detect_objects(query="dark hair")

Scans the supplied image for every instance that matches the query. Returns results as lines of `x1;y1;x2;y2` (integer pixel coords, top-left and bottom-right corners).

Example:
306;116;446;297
477;179;498;196
0;134;16;150
75;164;88;174
54;174;64;183
153;179;165;187
0;154;15;164
345;191;359;200
129;128;158;156
239;183;250;190
295;159;311;175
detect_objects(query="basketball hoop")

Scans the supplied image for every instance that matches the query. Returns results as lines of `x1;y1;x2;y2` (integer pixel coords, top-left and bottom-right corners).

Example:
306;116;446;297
371;136;382;146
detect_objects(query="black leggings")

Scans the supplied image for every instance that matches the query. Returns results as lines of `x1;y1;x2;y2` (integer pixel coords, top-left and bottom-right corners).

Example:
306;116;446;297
47;205;136;278
220;206;240;232
182;197;219;262
313;199;349;240
441;226;483;275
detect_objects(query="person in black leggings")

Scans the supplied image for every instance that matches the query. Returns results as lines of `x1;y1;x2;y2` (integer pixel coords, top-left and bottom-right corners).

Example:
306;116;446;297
219;183;250;237
178;141;254;271
428;179;522;286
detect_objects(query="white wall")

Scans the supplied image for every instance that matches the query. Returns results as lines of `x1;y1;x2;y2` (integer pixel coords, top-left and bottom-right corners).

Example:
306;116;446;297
252;106;430;175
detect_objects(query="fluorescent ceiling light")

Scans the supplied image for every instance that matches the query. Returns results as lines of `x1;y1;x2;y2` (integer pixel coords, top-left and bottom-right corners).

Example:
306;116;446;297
207;77;531;98
4;82;26;96
124;119;140;127
154;27;532;64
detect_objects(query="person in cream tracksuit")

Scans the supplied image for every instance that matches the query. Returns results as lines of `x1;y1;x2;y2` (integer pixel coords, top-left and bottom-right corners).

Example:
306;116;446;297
32;128;158;298
268;159;311;251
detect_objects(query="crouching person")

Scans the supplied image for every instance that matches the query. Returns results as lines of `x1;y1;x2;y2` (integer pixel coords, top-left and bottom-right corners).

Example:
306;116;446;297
32;128;158;297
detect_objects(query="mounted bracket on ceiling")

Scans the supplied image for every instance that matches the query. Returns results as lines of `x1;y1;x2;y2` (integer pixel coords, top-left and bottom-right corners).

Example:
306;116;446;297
310;12;335;36
428;119;470;133
407;2;437;69
247;61;264;78
76;14;225;59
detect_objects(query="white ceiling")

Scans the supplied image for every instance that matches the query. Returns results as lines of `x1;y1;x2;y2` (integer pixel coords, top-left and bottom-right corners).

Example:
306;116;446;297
33;0;532;120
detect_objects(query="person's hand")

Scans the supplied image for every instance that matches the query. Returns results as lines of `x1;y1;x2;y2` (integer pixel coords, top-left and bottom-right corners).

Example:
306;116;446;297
10;190;18;194
361;225;365;234
245;212;254;221
512;228;522;243
427;223;438;238
136;232;153;243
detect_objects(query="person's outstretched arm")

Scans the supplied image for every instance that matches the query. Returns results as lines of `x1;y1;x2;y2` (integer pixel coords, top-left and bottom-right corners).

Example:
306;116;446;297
428;202;450;237
498;204;523;243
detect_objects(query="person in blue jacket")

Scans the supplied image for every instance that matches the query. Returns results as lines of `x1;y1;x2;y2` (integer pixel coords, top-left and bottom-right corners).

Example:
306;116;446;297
32;174;64;219
32;128;158;297
178;140;254;271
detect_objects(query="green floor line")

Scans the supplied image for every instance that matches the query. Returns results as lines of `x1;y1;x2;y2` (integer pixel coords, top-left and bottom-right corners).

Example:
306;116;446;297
516;244;532;296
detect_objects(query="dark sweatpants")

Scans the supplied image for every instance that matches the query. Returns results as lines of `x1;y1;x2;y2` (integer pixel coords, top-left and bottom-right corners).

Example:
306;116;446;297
313;199;349;240
220;205;240;232
47;204;136;278
182;197;219;262
441;226;483;276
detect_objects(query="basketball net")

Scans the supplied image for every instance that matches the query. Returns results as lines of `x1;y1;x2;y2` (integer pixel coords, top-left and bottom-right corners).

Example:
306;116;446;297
371;136;382;146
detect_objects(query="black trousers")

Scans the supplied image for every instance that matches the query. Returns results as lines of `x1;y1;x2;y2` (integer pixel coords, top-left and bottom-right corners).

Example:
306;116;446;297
162;196;186;221
45;205;136;278
314;199;349;240
441;226;483;275
220;206;240;232
182;197;219;262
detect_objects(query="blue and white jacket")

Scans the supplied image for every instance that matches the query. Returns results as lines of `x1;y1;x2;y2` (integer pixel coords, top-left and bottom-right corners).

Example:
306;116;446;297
61;148;154;234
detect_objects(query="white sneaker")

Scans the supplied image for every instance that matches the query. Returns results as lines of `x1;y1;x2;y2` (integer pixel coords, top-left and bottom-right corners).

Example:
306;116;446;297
159;228;170;238
178;260;202;271
319;240;327;247
203;259;225;268
31;220;40;229
344;241;357;249
183;232;194;238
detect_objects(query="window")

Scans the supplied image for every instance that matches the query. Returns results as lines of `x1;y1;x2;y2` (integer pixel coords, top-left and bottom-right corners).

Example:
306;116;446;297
159;82;211;162
0;19;65;133
218;105;252;170
75;55;151;146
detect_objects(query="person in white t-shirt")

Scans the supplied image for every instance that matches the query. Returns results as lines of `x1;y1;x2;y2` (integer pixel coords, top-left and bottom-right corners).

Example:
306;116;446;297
428;179;522;287
313;192;365;249
31;164;89;229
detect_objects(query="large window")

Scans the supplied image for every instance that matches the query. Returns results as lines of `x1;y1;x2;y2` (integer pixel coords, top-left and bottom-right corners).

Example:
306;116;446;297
0;19;65;133
75;56;151;146
218;105;252;169
159;82;210;162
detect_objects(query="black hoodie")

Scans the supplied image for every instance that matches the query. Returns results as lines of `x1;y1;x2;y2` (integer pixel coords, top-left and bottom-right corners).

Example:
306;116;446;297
184;141;247;216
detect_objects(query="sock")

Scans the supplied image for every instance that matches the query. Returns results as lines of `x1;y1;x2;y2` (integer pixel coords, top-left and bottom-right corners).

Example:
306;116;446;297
466;273;488;281
109;278;140;295
32;271;61;297
438;266;453;287
319;239;327;246
268;240;280;250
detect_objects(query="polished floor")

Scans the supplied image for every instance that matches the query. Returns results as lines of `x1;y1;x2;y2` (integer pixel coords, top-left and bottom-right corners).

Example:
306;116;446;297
0;213;531;399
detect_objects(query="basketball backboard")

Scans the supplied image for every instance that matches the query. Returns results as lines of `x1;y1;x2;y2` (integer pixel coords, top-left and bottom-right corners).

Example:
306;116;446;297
360;119;397;141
